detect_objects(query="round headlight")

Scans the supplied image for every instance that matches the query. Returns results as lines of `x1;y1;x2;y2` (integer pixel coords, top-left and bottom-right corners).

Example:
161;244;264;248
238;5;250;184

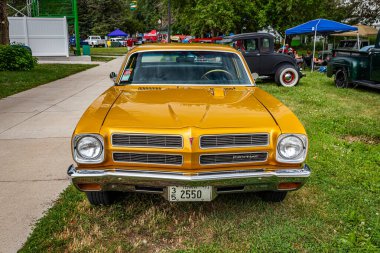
278;135;304;159
76;136;102;159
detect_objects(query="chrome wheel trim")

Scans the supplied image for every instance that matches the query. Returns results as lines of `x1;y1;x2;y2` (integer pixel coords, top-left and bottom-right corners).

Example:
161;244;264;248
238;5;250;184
280;68;299;87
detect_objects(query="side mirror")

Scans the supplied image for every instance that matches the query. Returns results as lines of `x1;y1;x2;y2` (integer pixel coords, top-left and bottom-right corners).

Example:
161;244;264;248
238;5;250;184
109;72;117;83
251;72;259;80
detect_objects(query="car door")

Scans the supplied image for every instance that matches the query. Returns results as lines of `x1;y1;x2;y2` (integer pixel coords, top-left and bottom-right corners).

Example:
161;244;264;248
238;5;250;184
236;39;260;74
370;47;380;82
258;37;274;76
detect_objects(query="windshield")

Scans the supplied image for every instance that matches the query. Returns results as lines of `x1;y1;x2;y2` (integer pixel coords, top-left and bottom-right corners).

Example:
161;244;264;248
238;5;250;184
338;41;357;48
120;51;252;85
359;45;374;52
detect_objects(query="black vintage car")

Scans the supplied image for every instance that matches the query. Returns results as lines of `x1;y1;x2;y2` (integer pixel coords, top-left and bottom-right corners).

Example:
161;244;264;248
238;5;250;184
220;33;303;87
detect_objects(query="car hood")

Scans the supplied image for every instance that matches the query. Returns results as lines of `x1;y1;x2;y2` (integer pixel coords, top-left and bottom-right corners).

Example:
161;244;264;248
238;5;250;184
101;86;279;130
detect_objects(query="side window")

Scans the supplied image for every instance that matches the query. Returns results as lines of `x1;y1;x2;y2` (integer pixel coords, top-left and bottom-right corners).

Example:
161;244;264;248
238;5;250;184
120;54;138;83
245;39;258;52
261;38;270;52
234;40;246;52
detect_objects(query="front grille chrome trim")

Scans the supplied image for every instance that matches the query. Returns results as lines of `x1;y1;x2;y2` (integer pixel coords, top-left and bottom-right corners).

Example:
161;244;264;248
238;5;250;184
111;133;183;149
113;152;183;166
199;152;268;165
199;133;270;149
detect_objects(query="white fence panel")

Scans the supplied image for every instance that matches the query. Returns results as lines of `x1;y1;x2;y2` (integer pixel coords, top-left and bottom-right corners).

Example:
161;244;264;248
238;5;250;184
8;17;69;57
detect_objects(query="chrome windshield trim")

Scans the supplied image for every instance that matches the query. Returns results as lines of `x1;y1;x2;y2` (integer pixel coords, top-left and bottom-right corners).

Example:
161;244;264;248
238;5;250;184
118;49;255;86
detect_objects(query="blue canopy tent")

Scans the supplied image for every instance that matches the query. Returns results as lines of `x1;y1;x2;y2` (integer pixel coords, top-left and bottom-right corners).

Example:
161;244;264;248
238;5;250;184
285;19;358;71
108;29;128;37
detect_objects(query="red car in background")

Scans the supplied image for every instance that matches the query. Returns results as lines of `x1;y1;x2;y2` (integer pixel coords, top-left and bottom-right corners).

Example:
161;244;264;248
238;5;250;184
190;37;223;43
126;38;138;47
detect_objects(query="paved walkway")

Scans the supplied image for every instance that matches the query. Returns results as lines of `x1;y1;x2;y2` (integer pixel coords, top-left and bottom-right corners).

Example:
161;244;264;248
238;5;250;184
38;61;103;65
0;57;124;252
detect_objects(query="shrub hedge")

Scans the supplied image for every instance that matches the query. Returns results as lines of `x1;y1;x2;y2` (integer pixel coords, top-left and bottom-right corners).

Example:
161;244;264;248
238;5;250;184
0;45;37;71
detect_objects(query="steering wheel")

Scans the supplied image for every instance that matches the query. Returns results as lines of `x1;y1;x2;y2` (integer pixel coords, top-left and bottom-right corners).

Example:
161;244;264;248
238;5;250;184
201;69;234;80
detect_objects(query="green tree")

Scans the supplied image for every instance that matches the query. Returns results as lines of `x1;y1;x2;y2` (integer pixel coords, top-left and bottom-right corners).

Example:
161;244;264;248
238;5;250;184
77;0;92;37
74;0;373;39
87;0;129;35
0;0;10;45
230;0;261;33
134;0;163;32
192;0;237;36
256;0;354;36
170;0;238;36
77;0;154;36
349;0;380;25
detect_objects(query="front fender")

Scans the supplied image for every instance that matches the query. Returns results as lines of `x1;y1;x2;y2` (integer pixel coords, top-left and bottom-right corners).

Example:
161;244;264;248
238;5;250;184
326;57;359;82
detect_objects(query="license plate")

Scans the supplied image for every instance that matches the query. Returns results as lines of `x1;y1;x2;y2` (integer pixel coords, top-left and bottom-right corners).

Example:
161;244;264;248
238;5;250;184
168;186;212;202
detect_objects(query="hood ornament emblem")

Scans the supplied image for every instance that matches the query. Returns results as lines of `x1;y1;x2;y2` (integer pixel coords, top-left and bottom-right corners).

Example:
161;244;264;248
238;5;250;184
189;137;194;145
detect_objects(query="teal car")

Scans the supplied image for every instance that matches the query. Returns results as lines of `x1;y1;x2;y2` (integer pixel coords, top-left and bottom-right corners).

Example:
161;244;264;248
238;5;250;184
327;29;380;89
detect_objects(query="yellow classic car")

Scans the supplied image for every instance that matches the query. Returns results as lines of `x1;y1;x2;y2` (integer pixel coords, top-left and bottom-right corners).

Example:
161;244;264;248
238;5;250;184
68;43;311;205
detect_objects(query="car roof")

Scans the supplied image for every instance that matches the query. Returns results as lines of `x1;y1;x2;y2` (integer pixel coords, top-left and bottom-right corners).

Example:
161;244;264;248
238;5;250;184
339;39;369;42
130;43;239;54
359;45;374;52
226;32;275;40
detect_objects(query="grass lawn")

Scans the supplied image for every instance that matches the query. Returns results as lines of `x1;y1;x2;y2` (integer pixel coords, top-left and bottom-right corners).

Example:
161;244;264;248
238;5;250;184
91;56;117;62
0;64;96;99
19;72;380;252
85;47;128;56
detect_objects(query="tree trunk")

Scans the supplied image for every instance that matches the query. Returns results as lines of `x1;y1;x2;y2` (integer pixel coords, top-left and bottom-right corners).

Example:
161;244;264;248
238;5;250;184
211;28;215;38
0;0;10;45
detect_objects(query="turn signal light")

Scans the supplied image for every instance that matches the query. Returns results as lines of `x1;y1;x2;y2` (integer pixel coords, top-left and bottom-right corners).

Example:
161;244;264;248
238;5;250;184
77;183;101;191
277;182;301;190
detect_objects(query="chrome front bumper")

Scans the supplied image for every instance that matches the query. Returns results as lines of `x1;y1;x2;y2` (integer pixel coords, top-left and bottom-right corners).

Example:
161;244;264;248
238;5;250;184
68;165;311;200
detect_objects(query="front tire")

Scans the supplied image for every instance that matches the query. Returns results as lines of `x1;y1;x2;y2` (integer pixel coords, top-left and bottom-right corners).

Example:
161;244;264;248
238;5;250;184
275;64;300;87
259;191;288;202
334;69;350;88
86;191;118;205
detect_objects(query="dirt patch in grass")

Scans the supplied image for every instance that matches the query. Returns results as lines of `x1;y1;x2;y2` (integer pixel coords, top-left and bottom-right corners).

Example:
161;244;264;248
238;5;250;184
342;135;380;145
45;186;330;253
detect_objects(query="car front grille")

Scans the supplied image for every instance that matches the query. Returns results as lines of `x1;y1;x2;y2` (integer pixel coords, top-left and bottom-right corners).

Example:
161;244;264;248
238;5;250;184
200;152;268;165
112;134;183;148
200;134;269;148
113;152;183;165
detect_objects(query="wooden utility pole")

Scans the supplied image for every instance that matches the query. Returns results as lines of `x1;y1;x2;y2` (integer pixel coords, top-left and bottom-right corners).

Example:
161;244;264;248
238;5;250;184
0;0;10;45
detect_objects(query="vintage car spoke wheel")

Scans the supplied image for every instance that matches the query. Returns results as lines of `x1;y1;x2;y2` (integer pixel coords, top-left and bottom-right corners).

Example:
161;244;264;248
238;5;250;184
335;69;349;88
86;191;119;205
275;65;299;87
258;191;288;202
